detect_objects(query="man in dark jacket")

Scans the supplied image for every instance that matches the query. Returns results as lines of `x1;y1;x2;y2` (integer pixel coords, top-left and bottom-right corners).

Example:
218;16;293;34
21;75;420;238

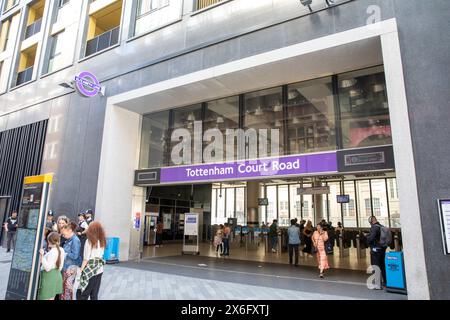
4;211;18;253
367;216;387;289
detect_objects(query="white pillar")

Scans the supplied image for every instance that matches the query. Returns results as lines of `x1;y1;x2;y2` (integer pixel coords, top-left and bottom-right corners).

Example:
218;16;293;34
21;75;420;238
95;104;142;261
381;28;430;300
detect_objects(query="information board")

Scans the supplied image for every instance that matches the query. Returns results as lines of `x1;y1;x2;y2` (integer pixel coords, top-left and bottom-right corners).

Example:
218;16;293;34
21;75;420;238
182;213;199;255
438;199;450;255
5;174;52;300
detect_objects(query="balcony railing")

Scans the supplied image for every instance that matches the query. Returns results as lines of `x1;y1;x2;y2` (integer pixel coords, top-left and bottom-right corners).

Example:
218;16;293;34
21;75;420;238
85;26;120;57
24;19;42;39
196;0;224;11
16;66;33;86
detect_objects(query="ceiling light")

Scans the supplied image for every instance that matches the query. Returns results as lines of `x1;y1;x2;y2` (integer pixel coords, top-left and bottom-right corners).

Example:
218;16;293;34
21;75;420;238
273;104;283;112
216;116;224;124
349;89;361;98
275;120;283;127
255;106;264;116
340;79;357;88
288;89;300;100
292;117;300;124
187;113;195;121
373;84;385;93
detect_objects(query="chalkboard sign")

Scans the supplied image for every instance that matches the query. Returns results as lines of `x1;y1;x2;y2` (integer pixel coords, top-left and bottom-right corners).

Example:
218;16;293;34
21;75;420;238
5;175;52;300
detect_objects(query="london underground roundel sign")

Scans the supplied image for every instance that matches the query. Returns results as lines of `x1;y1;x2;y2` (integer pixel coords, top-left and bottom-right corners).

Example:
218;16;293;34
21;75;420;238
74;71;101;97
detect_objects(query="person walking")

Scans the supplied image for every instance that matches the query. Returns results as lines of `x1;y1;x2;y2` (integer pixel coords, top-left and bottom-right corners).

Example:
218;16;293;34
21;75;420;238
155;219;164;248
37;232;65;300
76;221;106;300
302;221;313;255
269;219;278;253
367;216;388;289
60;222;82;300
4;211;18;253
312;223;330;278
287;219;301;266
214;224;224;255
222;223;231;256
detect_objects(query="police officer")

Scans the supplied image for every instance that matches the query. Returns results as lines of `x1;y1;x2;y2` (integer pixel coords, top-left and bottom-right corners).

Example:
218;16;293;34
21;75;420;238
4;211;18;253
84;209;94;225
46;210;57;231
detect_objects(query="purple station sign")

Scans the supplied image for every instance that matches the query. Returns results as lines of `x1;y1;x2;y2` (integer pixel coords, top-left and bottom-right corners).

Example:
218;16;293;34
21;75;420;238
74;71;101;97
160;152;338;184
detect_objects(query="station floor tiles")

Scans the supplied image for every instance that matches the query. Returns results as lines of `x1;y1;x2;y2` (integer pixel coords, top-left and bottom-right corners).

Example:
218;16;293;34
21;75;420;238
134;244;406;300
142;241;372;271
0;248;406;300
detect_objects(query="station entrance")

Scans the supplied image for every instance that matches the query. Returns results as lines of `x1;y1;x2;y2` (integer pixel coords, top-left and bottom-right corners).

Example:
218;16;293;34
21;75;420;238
141;172;402;271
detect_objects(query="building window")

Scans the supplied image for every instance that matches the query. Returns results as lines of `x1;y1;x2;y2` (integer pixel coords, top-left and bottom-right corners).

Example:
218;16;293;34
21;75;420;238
24;0;45;40
0;17;12;52
195;0;225;11
15;44;37;87
339;66;391;149
3;0;19;13
85;0;122;57
58;0;70;7
287;77;336;155
45;32;64;74
137;0;169;17
244;87;284;159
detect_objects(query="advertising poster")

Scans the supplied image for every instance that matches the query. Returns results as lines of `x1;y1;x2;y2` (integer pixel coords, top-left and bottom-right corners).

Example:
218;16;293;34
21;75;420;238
438;199;450;255
184;214;198;236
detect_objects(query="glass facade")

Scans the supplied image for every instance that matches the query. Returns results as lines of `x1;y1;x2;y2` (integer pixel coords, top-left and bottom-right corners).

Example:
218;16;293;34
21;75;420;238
212;178;400;228
287;77;336;154
338;66;391;148
139;66;392;169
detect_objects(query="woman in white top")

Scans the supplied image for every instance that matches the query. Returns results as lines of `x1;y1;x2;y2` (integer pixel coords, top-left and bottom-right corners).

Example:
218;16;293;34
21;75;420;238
76;221;106;300
38;232;65;300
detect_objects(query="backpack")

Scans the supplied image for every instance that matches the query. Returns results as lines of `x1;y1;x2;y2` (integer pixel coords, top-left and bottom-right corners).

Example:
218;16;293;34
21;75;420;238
378;224;393;248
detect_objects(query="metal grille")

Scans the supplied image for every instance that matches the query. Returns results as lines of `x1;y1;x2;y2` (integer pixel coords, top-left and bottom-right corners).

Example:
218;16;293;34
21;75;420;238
0;120;48;215
196;0;223;11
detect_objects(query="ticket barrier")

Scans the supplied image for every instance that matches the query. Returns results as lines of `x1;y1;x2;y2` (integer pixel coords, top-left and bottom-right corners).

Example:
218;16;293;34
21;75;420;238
356;233;366;259
339;234;349;257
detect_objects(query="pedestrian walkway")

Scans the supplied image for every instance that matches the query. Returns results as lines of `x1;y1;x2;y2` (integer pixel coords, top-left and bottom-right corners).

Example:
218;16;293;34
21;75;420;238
0;249;406;300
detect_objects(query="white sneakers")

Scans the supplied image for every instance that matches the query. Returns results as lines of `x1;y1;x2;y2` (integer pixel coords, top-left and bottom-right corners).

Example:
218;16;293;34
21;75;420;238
271;248;277;253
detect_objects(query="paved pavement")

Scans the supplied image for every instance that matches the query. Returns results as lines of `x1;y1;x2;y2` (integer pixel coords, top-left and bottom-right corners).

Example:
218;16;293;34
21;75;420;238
0;249;406;300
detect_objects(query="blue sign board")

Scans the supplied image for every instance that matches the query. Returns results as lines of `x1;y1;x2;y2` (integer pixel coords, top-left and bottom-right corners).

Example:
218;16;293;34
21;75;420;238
242;226;249;234
385;251;407;294
235;226;242;233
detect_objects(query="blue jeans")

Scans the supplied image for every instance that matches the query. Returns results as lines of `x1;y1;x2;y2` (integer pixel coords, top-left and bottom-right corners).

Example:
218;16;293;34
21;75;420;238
223;238;230;255
271;236;278;250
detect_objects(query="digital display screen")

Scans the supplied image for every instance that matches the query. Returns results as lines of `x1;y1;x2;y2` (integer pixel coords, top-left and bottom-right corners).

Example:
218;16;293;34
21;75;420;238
337;195;350;203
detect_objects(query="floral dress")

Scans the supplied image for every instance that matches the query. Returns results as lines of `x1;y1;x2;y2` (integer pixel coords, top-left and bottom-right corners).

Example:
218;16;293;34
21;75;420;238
312;231;330;271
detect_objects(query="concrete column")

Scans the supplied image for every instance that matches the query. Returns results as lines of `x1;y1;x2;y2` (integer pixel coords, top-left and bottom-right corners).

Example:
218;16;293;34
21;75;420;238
313;181;324;224
246;181;260;227
381;30;430;300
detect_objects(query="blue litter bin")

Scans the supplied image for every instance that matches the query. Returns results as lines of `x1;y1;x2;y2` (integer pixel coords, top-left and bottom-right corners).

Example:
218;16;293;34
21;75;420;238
103;237;119;264
385;251;407;294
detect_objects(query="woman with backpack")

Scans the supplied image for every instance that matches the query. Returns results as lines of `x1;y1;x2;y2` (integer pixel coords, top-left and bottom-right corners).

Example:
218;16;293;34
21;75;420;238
367;216;390;289
38;232;65;300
